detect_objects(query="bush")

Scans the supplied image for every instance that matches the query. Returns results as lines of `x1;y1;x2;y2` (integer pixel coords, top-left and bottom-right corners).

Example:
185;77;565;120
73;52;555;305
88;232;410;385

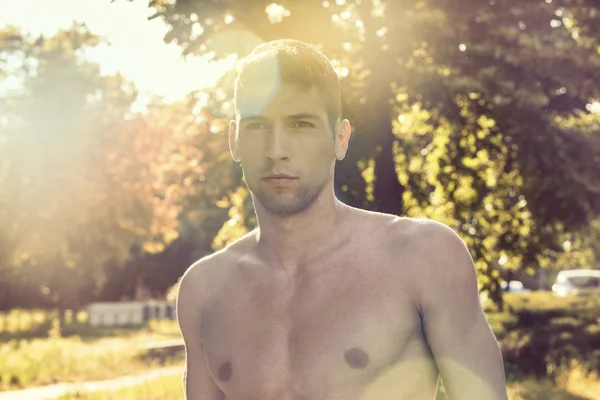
488;291;600;381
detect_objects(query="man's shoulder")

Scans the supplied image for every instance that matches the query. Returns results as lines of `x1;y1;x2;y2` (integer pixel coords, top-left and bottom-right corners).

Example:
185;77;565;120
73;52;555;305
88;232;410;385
349;211;455;250
383;217;471;278
379;218;477;313
386;217;464;251
178;229;259;300
393;218;475;284
346;210;466;261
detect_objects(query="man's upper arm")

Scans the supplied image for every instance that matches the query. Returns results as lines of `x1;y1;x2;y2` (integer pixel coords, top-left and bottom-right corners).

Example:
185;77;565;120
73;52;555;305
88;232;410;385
177;259;224;400
415;221;507;400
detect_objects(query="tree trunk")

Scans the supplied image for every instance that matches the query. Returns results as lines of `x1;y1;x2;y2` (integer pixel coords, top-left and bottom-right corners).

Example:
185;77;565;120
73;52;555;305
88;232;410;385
367;56;404;216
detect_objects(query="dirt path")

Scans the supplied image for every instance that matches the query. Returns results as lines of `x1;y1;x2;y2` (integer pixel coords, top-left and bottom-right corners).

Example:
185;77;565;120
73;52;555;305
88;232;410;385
1;366;183;400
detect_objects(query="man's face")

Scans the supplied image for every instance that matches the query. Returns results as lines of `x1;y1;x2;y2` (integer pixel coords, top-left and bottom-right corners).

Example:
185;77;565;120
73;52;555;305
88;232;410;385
230;84;344;216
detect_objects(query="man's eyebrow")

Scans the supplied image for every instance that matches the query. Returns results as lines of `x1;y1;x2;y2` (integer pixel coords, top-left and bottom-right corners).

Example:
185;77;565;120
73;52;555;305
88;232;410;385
240;113;321;123
239;115;269;123
286;113;321;120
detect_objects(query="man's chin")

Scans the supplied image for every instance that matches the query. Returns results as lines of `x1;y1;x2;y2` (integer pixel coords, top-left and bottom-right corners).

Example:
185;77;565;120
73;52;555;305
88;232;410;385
261;201;307;216
255;194;311;216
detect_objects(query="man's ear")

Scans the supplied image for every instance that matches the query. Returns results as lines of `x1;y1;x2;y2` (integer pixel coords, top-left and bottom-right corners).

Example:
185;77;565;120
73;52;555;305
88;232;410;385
229;120;241;162
334;119;352;161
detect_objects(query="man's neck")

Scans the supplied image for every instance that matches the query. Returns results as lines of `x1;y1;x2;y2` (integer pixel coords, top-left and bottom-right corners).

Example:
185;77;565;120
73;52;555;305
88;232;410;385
254;191;349;269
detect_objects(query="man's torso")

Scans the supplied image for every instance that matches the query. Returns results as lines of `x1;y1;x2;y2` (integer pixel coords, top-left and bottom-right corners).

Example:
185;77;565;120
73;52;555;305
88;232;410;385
197;212;440;400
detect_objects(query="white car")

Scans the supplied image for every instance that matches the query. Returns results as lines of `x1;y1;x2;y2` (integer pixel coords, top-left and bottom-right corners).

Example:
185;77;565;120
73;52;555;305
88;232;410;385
500;280;529;293
551;269;600;297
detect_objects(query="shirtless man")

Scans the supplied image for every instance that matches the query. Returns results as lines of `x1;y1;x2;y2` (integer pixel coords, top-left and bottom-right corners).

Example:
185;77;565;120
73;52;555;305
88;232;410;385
177;39;508;400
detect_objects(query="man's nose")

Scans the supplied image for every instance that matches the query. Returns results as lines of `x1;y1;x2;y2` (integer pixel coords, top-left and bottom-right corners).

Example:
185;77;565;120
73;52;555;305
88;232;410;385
265;125;290;161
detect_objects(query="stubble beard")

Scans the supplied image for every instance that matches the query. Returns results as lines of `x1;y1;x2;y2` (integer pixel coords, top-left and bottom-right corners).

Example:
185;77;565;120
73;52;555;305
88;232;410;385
250;178;328;216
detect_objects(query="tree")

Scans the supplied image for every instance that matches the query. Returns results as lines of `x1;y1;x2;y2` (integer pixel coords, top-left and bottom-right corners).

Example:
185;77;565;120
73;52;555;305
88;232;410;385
0;24;132;310
0;24;191;310
96;99;242;301
123;0;600;306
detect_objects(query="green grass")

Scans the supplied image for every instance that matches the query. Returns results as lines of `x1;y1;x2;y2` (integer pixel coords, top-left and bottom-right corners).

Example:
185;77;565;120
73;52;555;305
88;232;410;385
55;372;185;400
506;363;600;400
0;309;181;341
485;292;600;380
0;314;183;391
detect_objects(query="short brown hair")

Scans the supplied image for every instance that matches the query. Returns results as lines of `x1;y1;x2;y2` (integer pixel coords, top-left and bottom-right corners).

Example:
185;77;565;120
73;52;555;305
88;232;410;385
234;39;342;131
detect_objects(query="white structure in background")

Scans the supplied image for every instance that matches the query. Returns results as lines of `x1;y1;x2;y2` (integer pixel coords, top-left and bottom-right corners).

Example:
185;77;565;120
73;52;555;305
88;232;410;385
552;269;600;297
87;301;176;327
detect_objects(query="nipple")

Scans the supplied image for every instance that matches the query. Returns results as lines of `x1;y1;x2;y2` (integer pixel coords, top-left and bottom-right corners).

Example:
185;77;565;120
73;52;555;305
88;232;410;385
344;347;370;369
218;361;233;381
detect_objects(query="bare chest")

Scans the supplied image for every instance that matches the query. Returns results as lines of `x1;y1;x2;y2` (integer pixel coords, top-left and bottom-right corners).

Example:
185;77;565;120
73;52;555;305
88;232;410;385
200;248;431;399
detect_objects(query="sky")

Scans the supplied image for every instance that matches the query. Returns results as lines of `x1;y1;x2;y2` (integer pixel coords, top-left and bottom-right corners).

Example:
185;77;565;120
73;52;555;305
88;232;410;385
0;0;237;106
0;0;598;113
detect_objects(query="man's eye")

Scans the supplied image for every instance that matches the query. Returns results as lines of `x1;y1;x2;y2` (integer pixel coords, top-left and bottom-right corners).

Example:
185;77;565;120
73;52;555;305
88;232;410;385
292;121;315;128
247;123;268;130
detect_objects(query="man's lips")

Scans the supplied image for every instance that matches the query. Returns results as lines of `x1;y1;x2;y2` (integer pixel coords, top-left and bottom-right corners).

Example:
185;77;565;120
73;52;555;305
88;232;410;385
262;175;298;186
263;174;297;179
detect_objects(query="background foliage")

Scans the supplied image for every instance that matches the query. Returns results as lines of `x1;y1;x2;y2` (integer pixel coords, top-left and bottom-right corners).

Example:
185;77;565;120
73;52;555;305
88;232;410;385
1;0;599;312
